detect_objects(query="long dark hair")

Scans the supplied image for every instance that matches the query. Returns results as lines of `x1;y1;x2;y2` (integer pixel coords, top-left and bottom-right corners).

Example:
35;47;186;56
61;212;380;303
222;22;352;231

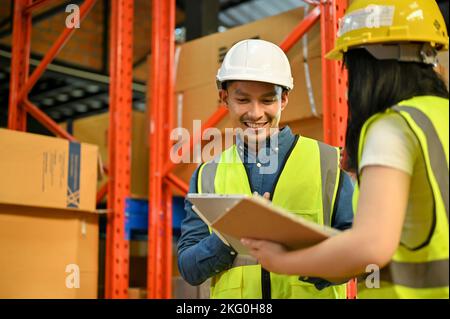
344;48;449;172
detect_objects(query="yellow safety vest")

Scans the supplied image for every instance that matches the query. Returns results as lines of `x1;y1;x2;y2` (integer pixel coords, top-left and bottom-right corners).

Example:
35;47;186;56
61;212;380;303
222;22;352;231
353;96;449;299
198;135;348;299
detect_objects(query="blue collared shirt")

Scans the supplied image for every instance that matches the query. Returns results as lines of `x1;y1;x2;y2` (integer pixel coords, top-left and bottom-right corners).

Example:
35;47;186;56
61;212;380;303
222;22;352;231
177;126;354;289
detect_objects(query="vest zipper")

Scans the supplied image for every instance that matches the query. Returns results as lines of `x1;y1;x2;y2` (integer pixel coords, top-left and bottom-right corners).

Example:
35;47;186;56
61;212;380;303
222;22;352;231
261;135;299;299
261;269;271;299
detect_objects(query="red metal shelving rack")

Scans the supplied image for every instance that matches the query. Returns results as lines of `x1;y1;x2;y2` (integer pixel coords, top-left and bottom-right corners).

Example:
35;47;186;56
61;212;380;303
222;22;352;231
7;0;133;299
8;0;352;299
104;0;133;299
148;0;175;300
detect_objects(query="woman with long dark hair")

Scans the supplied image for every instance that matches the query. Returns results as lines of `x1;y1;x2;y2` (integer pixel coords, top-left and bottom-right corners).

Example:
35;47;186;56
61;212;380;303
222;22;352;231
241;0;449;298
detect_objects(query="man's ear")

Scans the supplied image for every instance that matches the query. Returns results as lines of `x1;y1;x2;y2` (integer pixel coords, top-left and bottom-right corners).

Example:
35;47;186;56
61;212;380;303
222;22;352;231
219;89;229;106
280;90;289;111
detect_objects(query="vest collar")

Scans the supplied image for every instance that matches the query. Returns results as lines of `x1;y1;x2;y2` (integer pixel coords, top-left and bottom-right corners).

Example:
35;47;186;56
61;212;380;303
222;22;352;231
235;126;295;163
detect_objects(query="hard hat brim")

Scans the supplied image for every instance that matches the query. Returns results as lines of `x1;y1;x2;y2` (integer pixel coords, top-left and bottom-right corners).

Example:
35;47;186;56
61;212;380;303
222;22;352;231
217;74;294;91
326;37;449;62
325;47;344;61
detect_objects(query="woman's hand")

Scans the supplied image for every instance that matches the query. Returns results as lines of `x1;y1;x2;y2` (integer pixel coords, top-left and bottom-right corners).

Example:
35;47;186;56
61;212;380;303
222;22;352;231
241;238;289;273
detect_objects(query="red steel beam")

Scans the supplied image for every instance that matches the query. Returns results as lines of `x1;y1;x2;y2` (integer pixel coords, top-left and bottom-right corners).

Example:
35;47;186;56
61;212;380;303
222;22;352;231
320;0;355;298
96;183;108;205
23;99;76;141
347;278;358;299
23;0;54;14
148;0;163;297
148;0;175;299
162;0;176;300
8;0;32;131
105;0;133;299
165;173;189;196
163;105;229;176
163;183;173;298
148;0;164;299
279;5;321;52
18;0;96;103
320;0;348;148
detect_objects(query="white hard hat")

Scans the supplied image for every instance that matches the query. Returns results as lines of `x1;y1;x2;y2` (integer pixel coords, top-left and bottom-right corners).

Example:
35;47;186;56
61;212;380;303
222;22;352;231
216;39;294;90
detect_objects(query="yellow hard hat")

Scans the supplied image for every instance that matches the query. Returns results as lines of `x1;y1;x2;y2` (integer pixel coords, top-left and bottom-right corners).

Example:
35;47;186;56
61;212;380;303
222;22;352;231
326;0;449;61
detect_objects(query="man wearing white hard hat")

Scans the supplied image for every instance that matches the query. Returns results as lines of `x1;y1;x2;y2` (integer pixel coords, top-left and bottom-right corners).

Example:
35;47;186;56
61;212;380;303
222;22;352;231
177;39;354;299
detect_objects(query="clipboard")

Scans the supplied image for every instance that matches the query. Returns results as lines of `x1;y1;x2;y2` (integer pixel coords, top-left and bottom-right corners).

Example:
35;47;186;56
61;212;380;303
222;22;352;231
187;194;340;255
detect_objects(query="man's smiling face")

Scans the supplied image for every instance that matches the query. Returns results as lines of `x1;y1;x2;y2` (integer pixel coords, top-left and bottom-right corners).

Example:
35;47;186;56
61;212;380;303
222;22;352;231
220;80;288;144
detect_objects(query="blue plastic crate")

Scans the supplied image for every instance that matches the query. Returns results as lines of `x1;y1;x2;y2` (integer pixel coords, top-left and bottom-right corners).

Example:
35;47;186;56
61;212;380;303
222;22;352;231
124;196;186;240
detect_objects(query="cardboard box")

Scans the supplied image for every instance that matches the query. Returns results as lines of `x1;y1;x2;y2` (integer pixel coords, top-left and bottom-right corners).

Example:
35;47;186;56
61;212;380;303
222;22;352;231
172;276;201;299
0;204;99;298
68;111;149;198
0;129;99;298
281;116;324;142
0;128;98;211
170;7;322;131
437;51;449;90
63;111;198;197
175;57;322;134
128;287;147;299
129;239;181;279
174;7;321;92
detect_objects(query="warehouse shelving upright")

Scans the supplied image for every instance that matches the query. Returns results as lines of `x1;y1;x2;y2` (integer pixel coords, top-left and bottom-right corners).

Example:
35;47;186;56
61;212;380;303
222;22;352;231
8;0;353;299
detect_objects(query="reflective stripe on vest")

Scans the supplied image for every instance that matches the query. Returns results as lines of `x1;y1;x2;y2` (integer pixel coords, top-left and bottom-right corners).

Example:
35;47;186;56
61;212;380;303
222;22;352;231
380;259;449;289
355;96;449;299
198;135;347;299
318;141;340;226
392;105;449;222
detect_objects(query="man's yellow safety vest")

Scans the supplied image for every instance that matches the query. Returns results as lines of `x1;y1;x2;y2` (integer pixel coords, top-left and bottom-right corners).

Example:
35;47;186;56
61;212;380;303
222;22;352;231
353;96;449;299
198;135;348;299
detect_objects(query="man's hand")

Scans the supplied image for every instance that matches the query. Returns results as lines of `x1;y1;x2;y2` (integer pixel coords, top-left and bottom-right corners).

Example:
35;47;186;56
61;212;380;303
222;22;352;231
253;191;271;200
241;238;288;273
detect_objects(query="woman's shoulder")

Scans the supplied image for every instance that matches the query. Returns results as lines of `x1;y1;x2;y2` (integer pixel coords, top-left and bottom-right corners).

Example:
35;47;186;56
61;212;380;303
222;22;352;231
359;113;420;175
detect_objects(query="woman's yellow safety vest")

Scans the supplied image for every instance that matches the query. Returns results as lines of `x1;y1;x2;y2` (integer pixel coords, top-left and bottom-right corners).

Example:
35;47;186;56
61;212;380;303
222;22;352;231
198;135;348;299
354;96;449;299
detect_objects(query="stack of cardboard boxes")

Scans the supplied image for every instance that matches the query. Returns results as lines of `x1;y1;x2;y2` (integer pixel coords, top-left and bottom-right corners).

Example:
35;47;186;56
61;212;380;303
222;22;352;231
62;111;149;198
0;129;99;298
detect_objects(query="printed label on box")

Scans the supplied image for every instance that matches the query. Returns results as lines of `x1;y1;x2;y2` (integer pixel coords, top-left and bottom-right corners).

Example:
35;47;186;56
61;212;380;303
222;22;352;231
41;149;66;194
67;142;81;208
